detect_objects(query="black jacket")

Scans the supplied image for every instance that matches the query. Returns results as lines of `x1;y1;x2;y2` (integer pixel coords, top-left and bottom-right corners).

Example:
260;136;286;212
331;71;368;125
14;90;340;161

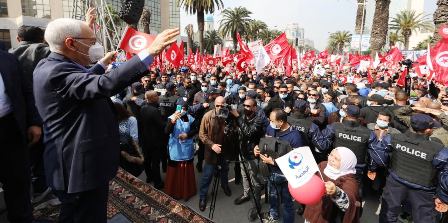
140;102;165;150
0;50;42;139
237;111;267;159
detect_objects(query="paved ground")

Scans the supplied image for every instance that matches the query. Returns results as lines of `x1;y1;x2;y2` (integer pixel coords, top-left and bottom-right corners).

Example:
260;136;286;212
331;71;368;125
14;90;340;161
0;161;381;223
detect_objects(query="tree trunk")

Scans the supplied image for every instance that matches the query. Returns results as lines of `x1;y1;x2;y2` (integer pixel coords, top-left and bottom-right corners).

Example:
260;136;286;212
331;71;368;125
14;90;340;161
187;36;193;54
403;33;410;50
369;0;391;56
355;0;366;34
197;10;205;54
433;0;448;44
143;25;150;34
233;32;238;53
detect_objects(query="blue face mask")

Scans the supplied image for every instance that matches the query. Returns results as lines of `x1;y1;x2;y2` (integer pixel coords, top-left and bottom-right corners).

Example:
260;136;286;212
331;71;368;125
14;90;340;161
226;79;233;86
279;93;288;99
376;119;389;129
339;110;346;117
270;121;280;130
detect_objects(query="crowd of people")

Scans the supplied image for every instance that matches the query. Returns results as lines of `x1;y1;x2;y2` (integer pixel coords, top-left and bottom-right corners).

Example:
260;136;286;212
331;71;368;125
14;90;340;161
2;12;448;223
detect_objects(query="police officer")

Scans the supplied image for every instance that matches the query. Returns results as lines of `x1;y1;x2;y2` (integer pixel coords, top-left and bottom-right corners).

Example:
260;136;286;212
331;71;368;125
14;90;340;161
288;99;328;163
158;82;179;172
379;114;447;223
321;105;371;177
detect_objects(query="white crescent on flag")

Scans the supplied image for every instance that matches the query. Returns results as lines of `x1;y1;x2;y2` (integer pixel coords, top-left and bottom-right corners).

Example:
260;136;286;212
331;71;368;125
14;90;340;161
271;44;282;56
128;35;147;51
436;51;448;68
171;51;177;60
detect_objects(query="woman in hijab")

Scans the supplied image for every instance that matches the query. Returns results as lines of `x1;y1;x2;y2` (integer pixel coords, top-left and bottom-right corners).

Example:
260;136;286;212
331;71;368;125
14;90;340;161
303;147;361;223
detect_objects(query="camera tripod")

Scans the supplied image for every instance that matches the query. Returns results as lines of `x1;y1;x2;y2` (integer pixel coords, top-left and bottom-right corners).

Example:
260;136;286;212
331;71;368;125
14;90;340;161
208;154;264;222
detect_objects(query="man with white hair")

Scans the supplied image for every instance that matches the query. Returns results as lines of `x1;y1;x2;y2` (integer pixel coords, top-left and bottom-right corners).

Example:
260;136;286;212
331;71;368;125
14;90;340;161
33;17;178;222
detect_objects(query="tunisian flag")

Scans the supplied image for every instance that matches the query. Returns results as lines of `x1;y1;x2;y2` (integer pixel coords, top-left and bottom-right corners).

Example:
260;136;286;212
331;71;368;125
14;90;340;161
427;25;448;85
166;42;182;68
119;26;155;55
381;47;403;66
237;33;253;60
265;33;290;61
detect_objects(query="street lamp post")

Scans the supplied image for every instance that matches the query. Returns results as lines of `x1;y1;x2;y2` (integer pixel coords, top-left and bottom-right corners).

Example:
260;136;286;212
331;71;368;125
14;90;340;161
358;0;366;54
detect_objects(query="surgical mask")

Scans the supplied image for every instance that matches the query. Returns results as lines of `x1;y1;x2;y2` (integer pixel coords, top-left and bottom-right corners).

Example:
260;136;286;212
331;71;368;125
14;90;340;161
201;86;208;92
180;110;187;116
279;93;288;99
226;79;233;85
75;41;104;63
190;75;197;81
321;88;328;94
376;119;389;129
270;121;280;130
239;93;246;99
210;80;217;86
339;109;346;117
308;98;317;104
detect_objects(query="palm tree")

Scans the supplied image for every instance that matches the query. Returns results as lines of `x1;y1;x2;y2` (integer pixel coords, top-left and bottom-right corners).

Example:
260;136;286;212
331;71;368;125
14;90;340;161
390;10;433;50
178;0;224;54
219;6;252;52
140;7;151;34
388;31;404;48
355;0;366;34
247;20;267;41
370;0;391;56
432;0;448;43
204;30;223;54
328;31;352;54
185;24;194;53
414;36;434;50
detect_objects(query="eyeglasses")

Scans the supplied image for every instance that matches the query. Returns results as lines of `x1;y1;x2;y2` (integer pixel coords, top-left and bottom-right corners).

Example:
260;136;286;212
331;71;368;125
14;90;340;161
215;104;223;108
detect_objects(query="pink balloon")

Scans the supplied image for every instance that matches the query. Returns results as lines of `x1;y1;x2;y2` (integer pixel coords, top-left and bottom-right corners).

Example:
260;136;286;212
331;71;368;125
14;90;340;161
288;175;325;205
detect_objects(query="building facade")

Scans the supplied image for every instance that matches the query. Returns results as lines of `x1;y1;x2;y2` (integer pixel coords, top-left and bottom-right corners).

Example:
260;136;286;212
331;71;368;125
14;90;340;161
0;0;180;49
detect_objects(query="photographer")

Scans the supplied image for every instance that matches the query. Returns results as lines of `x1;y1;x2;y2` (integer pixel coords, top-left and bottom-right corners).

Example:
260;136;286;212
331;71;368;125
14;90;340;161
254;108;304;223
233;99;267;221
198;96;232;212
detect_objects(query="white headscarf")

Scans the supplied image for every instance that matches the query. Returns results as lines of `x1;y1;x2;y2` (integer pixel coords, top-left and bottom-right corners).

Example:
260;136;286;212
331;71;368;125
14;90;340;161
324;147;357;180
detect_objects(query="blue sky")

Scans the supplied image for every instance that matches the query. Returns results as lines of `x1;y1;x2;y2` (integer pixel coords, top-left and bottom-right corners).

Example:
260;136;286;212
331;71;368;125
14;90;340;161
180;0;438;50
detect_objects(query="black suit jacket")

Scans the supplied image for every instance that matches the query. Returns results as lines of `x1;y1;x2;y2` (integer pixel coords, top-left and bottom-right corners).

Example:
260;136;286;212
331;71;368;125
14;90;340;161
0;50;41;139
33;52;150;193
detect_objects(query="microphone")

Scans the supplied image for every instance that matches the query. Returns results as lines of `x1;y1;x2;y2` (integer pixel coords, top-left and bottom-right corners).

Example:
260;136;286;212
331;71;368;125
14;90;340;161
119;0;145;25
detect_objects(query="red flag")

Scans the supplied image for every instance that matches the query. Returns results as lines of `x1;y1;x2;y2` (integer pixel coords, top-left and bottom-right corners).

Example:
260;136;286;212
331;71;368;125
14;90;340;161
179;41;185;66
265;33;290;61
166;42;182;68
222;54;234;66
318;50;329;60
237;33;253;60
428;40;448;85
367;69;374;84
381;47;403;65
205;56;216;66
303;50;315;60
236;55;248;72
397;69;407;87
284;47;293;76
119;26;156;55
349;54;361;66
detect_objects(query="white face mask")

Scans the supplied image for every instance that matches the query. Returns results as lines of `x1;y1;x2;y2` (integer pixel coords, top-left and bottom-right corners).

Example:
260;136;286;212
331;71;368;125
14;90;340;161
190;75;197;81
75;41;104;63
307;98;317;104
239;93;246;99
321;88;328;94
210;80;217;86
201;86;208;92
339;109;346;117
279;93;288;99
